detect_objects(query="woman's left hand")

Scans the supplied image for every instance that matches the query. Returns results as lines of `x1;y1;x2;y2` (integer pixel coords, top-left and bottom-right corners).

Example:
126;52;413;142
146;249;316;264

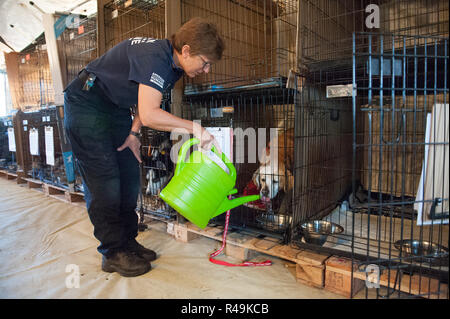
117;134;142;163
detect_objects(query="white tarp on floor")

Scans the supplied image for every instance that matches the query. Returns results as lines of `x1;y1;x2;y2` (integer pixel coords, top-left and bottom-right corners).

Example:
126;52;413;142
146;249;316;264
0;178;343;299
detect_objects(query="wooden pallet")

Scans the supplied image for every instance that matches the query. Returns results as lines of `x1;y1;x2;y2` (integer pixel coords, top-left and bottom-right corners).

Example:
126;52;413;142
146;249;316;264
43;183;66;201
1;175;86;208
41;183;85;207
169;221;332;288
0;170;27;184
1;170;16;181
0;170;9;178
326;256;448;299
22;177;44;193
170;221;449;299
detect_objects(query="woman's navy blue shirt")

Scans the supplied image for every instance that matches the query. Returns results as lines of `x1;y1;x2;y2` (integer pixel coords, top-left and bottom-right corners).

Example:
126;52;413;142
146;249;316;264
86;37;184;108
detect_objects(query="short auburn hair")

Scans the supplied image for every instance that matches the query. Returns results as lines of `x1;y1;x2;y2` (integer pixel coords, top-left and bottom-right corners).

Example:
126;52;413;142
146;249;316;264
170;17;225;63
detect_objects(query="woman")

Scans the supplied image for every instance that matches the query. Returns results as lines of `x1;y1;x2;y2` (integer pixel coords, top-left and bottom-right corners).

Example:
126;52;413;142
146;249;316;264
64;18;225;277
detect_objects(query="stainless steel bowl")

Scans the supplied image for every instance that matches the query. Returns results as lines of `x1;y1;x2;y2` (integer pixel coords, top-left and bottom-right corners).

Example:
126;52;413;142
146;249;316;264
300;220;344;246
394;239;449;264
256;213;292;233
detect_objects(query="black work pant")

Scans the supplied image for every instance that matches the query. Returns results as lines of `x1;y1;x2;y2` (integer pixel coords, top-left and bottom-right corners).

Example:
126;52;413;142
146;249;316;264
63;76;140;256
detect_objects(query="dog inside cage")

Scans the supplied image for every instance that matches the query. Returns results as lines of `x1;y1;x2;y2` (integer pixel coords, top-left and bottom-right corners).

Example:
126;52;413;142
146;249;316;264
139;129;174;217
183;87;296;236
144;135;172;196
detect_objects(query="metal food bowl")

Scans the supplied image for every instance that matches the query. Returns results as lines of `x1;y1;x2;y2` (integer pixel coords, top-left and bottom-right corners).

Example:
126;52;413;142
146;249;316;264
299;220;344;246
256;212;292;233
394;239;449;265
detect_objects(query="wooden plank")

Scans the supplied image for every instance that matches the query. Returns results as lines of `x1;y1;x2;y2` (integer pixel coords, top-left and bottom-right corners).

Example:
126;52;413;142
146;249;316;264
174;223;200;243
16;170;27;184
96;0;107;57
267;245;302;262
43;183;65;196
65;191;84;203
295;250;330;288
165;0;183;118
227;231;254;245
325;256;365;298
203;225;225;238
326;257;449;299
6;172;17;180
225;243;258;261
252;238;279;251
361;94;447;196
296;250;330;267
24;178;43;189
12;112;27;174
296;263;326;288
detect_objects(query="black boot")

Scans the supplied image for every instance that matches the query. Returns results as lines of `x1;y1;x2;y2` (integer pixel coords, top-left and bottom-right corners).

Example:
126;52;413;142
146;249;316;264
102;250;151;277
127;239;157;262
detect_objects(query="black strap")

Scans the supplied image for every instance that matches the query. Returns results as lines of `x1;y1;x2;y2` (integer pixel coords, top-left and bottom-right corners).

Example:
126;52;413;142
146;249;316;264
77;69;90;84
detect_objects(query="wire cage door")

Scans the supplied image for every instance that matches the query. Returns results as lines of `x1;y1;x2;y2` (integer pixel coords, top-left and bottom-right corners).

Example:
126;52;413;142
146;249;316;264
182;84;297;241
137;95;176;221
351;32;449;299
59;14;98;87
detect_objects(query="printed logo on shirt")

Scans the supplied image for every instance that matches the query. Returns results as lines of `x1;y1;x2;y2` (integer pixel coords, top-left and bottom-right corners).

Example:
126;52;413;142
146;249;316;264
150;72;165;89
130;37;156;45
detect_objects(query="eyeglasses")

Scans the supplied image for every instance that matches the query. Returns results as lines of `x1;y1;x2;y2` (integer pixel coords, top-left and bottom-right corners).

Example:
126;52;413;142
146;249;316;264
198;55;212;71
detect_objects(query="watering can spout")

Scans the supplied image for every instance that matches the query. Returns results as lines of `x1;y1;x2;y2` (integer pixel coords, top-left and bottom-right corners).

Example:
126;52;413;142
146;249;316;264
213;194;261;218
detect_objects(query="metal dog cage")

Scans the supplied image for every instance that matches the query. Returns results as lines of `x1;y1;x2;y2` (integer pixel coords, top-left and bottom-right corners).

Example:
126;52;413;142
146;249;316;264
38;107;70;188
181;0;298;93
103;0;165;51
351;32;448;299
178;0;450;298
0;115;16;172
19;109;42;179
137;94;176;220
15;107;71;188
286;0;448;298
15;34;55;111
58;14;98;87
182;83;297;241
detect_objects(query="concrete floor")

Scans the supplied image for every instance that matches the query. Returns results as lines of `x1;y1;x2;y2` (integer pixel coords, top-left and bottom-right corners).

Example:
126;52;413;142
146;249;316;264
0;177;353;299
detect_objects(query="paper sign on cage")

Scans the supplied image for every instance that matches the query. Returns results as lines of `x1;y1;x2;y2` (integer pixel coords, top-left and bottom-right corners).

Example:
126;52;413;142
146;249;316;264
7;128;16;152
45;126;55;166
29;128;39;156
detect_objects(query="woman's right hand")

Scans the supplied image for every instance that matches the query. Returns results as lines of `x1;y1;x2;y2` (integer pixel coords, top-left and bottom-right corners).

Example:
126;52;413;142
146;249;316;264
193;124;222;156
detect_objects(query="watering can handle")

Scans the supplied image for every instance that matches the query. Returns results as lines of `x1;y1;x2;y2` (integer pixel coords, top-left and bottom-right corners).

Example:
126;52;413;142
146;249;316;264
174;138;237;182
210;145;236;183
174;138;200;177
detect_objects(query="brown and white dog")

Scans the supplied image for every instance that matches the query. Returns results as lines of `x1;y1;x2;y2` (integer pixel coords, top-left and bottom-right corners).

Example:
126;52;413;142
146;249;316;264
252;128;295;204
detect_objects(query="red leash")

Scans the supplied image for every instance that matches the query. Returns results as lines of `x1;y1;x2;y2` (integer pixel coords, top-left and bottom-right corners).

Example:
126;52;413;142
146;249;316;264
209;209;272;267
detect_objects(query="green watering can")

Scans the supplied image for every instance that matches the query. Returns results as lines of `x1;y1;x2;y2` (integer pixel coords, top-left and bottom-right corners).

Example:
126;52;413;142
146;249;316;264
160;138;260;229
